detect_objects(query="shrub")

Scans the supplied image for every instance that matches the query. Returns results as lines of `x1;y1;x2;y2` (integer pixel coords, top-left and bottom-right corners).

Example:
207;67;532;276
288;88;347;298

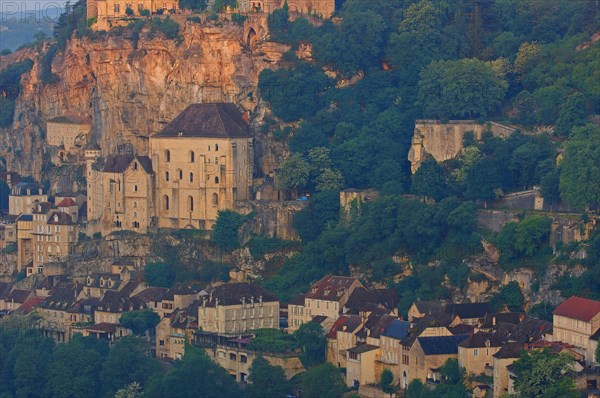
125;7;134;16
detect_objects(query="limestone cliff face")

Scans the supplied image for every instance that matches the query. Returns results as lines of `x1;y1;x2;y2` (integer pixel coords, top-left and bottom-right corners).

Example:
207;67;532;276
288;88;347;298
0;19;289;179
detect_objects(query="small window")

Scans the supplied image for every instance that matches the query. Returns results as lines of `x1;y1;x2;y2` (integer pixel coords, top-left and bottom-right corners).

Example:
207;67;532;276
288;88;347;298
165;150;171;162
133;202;137;208
164;195;170;210
166;171;170;181
215;144;219;151
215;176;219;183
189;151;195;163
188;196;194;212
134;185;138;192
212;193;219;206
178;169;183;180
190;172;194;182
133;162;138;170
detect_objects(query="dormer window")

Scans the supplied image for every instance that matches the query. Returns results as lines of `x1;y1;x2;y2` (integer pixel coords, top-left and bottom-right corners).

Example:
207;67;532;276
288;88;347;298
87;277;92;285
100;278;105;287
337;290;343;297
53;215;59;222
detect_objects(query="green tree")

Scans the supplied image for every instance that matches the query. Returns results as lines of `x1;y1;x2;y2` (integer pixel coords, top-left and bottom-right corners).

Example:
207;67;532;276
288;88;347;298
100;336;160;397
559;124;600;208
276;154;310;194
211;210;246;251
294;321;327;367
145;346;241;398
301;363;347;398
514;215;552;257
114;382;142;398
555;92;587;137
417;58;507;119
411;158;447;202
178;0;207;11
315;168;344;192
491;282;525;312
439;358;463;385
507;349;578;398
379;368;395;395
119;309;160;335
246;356;289;398
212;0;236;12
45;335;106;398
144;262;176;288
406;379;429;398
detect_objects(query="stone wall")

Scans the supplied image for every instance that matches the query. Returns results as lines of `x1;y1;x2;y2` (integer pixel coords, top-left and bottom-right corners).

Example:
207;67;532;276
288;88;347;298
237;200;307;241
408;120;516;173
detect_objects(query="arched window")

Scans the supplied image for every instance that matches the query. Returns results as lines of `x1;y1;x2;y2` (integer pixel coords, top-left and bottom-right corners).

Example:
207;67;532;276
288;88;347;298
133;162;138;170
212;193;218;206
165;150;171;162
188;196;194;212
208;145;211;151
165;171;169;181
164;195;169;210
133;201;137;208
134;185;138;192
178;169;183;180
215;144;219;151
215;176;219;183
190;172;194;182
189;151;195;163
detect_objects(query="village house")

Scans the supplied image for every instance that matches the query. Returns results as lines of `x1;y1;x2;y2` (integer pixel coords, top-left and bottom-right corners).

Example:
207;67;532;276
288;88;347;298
156;302;198;360
79;267;142;299
8;182;48;216
377;319;411;383
458;331;504;377
326;314;363;369
2;289;33;312
492;342;522;398
287;275;363;332
444;302;493;326
46;115;92;164
0;215;17;250
15;214;33;272
346;344;380;388
31;203;78;276
136;284;199;319
197;282;279;334
408;301;444;322
85;152;155;235
407;335;469;386
150;103;254;230
36;283;81;342
552;296;600;364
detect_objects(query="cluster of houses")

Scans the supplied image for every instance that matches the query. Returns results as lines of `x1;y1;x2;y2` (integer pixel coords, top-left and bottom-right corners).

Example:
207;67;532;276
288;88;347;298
1;271;599;397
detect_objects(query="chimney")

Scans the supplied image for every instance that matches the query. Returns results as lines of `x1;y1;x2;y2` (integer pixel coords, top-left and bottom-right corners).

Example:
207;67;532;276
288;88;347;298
242;111;250;125
215;298;219;308
259;295;263;306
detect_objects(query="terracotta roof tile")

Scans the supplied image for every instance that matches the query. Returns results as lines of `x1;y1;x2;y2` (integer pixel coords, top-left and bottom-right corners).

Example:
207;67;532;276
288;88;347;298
553;296;600;322
56;198;77;207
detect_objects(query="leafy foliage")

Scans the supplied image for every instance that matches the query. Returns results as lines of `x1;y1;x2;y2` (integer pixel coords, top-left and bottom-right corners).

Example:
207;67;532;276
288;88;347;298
301;363;347;398
144;262;176;287
0;59;34;127
211;210;246;251
507;349;578;398
294;321;327;367
246;356;290;398
490;282;525;312
119;309;160;335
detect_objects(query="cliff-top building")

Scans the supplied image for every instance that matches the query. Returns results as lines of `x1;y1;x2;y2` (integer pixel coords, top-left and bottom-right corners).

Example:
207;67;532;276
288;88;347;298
87;0;179;30
149;103;253;230
46;115;92;154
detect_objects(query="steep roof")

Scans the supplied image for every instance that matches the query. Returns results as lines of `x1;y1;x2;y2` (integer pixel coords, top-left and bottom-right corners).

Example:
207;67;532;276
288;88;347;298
305;275;360;301
134;287;169;303
492;342;523;359
102;154;153;174
6;289;32;304
56;198;77;207
16;296;45;314
154;103;252;139
382;319;411;340
47;212;75;225
412;301;444;317
84;133;101;150
444;302;492;320
344;287;398;315
96;290;145;313
203;283;278;307
347;344;379;354
458;331;505;348
416;335;469;356
553;296;600;322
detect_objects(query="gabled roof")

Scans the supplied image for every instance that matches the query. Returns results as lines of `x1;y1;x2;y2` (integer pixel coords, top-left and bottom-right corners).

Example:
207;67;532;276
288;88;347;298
56;198;77;207
6;289;32;304
382;319;410;340
16;296;45;314
492;342;523;359
458;331;505;349
444;302;493;320
134;287;169;303
0;282;14;300
344;287;398;315
47;211;74;225
154;103;252;139
96;290;145;313
305;275;360;302
412;301;444;317
203;283;278;307
416;335;469;356
32;202;52;214
553;296;600;322
102;154;153;174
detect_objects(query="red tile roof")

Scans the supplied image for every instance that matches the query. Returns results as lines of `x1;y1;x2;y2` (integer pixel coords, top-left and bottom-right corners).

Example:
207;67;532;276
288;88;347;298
305;275;360;301
553;296;600;322
56;198;77;207
16;296;45;314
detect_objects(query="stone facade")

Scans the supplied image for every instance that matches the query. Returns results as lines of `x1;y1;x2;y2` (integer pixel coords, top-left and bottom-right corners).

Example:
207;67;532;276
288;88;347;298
552;296;600;364
8;183;48;216
46;115;91;153
87;0;179;31
408;120;516;173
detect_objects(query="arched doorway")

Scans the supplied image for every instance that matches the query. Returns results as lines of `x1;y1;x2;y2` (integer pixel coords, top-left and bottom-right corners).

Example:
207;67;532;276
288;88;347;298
247;27;257;47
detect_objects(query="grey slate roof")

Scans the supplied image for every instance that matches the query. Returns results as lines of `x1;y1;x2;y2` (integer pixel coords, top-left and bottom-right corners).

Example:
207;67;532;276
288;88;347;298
154;103;252;139
382;319;410;340
417;335;469;355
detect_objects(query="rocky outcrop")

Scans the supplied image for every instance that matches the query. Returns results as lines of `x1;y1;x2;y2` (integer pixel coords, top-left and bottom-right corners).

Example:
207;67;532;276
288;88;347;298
237;200;308;241
0;19;289;180
408;120;516;173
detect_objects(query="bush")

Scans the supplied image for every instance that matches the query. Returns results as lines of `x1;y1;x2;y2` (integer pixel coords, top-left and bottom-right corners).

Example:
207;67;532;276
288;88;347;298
231;13;246;26
187;16;202;23
211;210;246;251
125;7;134;16
150;16;180;40
139;9;150;17
145;262;176;287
